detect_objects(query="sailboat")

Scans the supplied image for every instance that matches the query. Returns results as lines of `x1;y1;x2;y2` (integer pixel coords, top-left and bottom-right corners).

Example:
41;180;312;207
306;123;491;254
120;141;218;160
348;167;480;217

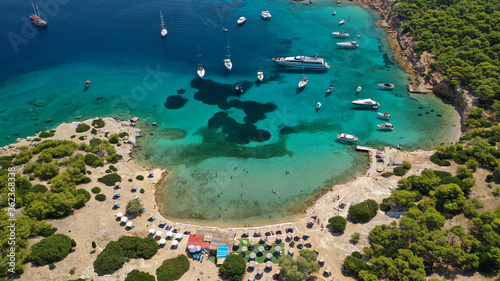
30;0;47;27
261;0;272;19
160;11;167;37
336;17;358;49
224;34;232;71
257;63;264;82
197;44;205;78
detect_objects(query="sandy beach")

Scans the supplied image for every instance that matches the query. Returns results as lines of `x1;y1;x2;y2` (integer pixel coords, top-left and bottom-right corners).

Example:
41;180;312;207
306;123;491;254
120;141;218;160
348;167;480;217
4;115;496;281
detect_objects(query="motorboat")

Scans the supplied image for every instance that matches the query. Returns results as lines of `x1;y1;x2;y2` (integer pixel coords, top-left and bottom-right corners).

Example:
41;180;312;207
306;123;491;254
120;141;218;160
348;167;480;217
316;102;322;108
332;10;336;15
222;27;228;32
160;11;168;37
197;44;205;78
377;123;394;130
332;31;349;38
261;0;272;19
378;83;395;89
235;85;244;93
298;77;308;88
257;70;264;82
85;80;91;87
357;85;361;92
336;41;359;49
271;54;330;70
339;19;346;25
378;112;391;119
337;133;358;142
224;34;232;71
30;0;47;27
352;99;379;109
327;85;334;92
237;17;246;25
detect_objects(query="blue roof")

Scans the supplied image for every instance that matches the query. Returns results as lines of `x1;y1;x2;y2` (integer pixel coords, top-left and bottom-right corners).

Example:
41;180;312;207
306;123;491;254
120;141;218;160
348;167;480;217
217;245;229;258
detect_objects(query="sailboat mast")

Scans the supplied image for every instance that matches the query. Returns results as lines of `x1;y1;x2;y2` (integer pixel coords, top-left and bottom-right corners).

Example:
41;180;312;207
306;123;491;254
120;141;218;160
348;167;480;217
36;3;41;17
226;33;231;58
31;0;36;14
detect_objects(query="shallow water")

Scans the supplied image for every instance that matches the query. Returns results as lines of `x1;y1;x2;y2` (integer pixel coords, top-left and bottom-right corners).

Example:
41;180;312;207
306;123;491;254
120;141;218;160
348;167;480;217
0;0;459;225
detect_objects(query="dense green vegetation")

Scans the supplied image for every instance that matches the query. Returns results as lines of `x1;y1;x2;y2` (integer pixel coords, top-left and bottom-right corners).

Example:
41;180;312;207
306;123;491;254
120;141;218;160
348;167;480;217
279;249;320;281
328;216;347;232
156;255;190;281
219;254;246;281
348;199;379;223
30;234;76;266
75;123;91;133
94;236;159;276
126;199;144;215
125;270;155;281
98;173;122;186
91;118;106;128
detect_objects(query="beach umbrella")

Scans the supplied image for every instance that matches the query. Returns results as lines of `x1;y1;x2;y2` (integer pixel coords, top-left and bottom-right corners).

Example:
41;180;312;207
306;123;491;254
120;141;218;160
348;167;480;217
188;245;195;250
155;231;163;237
241;246;248;252
258;246;265;252
126;221;133;227
318;257;325;263
175;233;183;239
248;260;255;267
266;261;273;267
275;246;281;252
257;268;264;274
159;239;166;244
380;155;386;158
116;212;123;217
266;252;272;258
234;240;240;246
149;228;156;234
376;151;383;154
121;216;128;222
196;245;201;252
247;275;254;281
249;252;256;259
189;247;197;253
324;267;331;275
166;231;173;237
171;239;179;246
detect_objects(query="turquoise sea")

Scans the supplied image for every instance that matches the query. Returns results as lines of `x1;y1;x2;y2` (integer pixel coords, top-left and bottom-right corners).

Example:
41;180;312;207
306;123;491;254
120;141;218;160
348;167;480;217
0;0;459;225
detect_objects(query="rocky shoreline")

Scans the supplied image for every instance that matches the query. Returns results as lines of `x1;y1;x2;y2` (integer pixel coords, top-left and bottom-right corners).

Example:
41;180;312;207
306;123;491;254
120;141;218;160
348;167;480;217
355;0;472;132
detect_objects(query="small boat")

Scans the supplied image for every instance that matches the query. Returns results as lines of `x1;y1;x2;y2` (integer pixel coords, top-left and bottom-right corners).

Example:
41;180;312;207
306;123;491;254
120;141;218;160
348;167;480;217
337;133;358;142
337;0;341;3
30;0;47;27
339;19;346;25
327;85;334;92
197;45;205;78
336;41;359;49
378;112;391;119
332;31;349;38
352;99;379;109
85;80;91;87
316;102;322;108
224;34;232;71
377;123;394;130
257;70;264;81
298;76;308;88
235;85;244;93
332;10;336;15
357;85;361;92
261;0;272;19
160;11;168;37
237;16;246;25
378;83;395;89
222;27;228;32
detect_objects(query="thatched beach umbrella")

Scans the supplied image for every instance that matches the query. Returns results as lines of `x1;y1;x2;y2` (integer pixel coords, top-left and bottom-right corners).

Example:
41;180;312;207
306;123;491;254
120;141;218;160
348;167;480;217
258;246;265;252
234;240;240;246
266;252;272;258
265;261;273;267
266;240;273;247
318;257;325;263
249;252;256;259
256;267;264;274
241;246;248;252
248;260;256;267
275;246;281;252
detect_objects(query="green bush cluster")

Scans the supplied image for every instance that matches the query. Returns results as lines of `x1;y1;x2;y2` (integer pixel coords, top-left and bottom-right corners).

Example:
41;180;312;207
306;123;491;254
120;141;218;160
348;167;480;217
93;236;159;276
84;153;104;167
108;134;120;144
98;173;122;186
76;123;91;133
430;152;452;166
279;249;320;281
125;270;155;281
136;175;144;181
30;234;76;266
95;194;106;201
328;216;347;232
78;140;122;164
39;131;55;138
156;255;190;281
91;187;101;194
91;119;106;128
348;199;379;223
119;132;129;138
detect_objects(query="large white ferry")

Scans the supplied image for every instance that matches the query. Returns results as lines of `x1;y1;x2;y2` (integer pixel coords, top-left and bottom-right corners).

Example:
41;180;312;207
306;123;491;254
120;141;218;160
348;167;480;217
271;55;330;70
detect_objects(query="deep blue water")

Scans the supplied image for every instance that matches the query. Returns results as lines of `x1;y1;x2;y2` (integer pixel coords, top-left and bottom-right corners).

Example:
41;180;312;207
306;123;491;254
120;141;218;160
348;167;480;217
0;0;459;225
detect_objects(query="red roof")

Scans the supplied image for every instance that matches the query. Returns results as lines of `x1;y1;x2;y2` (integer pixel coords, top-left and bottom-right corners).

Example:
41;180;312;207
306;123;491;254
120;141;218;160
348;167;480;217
187;234;210;248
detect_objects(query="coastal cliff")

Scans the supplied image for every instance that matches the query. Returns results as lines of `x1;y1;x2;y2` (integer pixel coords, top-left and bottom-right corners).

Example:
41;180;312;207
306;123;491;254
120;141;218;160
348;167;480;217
356;0;472;132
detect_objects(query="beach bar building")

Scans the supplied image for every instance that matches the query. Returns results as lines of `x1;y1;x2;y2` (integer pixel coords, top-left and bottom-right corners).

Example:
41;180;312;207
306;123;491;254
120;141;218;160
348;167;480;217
186;234;211;251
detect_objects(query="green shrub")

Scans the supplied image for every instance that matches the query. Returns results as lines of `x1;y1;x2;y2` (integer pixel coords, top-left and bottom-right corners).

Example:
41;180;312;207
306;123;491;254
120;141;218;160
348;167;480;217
39;131;55;138
87;170;92;175
136;175;144;181
49;264;56;270
91;128;97;135
328;216;347;232
70;269;75;275
91;187;101;194
430;152;451;166
33;137;42;141
109;165;118;171
79;136;85;140
348;199;379;223
76;123;91;133
70;135;76;139
98;173;122;186
125;270;155;281
12;150;33;165
40;227;58;237
351;232;361;244
393;166;407;176
126;199;144;215
140;188;145;194
403;161;412;170
92;119;106;128
381;172;393;178
89;138;102;147
30;234;76;266
34;162;60;180
119;132;129;138
105;169;112;174
109;134;120;144
289;241;295;247
486;175;494;182
380;203;391;212
493;187;500;197
218;254;245;281
32;184;48;193
128;179;133;182
84;154;104;167
23;161;41;174
95;194;106;202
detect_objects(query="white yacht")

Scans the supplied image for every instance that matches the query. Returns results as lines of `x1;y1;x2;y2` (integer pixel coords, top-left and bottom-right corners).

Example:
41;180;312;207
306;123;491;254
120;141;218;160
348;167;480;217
332;31;349;38
224;34;232;71
332;10;336;15
160;11;167;37
197;45;205;78
261;0;272;19
339;19;346;25
352;99;379;109
357;84;362;92
271;55;330;70
237;17;246;25
378;112;391;119
298;76;308;88
257;70;264;81
337;133;358;142
336;41;358;49
377;123;394;130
